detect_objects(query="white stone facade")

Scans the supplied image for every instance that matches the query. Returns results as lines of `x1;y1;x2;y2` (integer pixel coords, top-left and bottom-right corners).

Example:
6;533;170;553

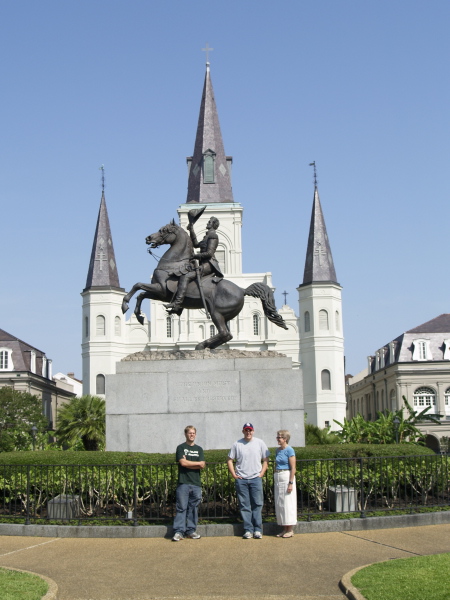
298;282;346;430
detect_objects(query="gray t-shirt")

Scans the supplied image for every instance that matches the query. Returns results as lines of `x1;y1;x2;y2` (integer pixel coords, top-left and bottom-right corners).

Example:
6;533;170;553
228;437;270;479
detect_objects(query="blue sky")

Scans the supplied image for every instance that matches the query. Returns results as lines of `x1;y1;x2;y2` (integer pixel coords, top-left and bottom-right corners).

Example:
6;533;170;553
1;1;450;378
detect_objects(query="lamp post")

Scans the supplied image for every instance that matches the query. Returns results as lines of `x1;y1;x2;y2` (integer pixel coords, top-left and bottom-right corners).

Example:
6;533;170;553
393;417;400;444
31;424;38;451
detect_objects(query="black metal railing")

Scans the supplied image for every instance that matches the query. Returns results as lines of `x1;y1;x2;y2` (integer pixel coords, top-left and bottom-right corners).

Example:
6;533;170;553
0;454;448;524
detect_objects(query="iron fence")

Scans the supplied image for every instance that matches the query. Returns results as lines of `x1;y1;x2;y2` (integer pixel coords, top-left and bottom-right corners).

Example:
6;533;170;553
0;454;448;524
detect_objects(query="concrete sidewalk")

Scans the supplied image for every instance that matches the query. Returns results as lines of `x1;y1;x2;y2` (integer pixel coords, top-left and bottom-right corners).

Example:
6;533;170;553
0;524;449;600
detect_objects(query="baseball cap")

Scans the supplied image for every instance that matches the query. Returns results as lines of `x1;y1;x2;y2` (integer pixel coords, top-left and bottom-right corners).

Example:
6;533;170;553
243;422;254;431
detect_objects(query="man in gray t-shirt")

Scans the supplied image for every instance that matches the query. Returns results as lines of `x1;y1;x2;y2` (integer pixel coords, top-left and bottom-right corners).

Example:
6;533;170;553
227;423;270;539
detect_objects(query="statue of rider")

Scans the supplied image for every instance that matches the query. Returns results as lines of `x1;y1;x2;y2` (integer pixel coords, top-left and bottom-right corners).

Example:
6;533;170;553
164;216;224;315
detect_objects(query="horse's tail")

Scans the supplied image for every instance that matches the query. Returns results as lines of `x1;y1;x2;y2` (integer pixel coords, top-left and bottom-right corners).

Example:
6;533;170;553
244;283;288;330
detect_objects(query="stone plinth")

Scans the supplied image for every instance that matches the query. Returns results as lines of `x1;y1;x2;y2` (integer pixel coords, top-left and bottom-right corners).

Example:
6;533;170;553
106;350;304;453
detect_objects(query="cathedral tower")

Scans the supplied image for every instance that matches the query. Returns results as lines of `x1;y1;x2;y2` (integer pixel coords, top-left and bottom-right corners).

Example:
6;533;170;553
81;189;126;395
298;182;346;429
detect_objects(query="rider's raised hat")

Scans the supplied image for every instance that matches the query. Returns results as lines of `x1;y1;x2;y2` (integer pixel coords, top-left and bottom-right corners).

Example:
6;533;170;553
243;422;254;431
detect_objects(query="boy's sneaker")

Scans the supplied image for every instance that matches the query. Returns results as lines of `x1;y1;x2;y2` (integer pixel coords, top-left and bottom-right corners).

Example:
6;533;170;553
187;531;201;539
253;531;262;539
242;531;253;539
172;532;184;542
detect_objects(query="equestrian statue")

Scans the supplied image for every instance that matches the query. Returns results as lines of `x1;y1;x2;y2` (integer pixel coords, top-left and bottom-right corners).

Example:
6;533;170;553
121;207;288;350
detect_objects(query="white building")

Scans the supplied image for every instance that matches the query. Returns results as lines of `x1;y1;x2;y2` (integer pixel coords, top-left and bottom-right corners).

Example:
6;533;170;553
81;62;346;429
346;313;450;448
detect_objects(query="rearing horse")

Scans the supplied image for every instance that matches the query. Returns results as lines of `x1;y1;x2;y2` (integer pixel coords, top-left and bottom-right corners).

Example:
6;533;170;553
121;222;288;350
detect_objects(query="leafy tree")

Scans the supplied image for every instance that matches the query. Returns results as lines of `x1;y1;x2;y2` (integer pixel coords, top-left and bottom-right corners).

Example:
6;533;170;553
0;387;48;452
55;395;105;451
334;396;440;444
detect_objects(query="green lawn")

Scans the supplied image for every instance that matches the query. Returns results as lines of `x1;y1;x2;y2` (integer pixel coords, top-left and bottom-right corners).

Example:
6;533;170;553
352;553;450;600
0;568;48;600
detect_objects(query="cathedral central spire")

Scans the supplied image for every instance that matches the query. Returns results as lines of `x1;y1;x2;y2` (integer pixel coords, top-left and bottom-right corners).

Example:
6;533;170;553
186;63;234;203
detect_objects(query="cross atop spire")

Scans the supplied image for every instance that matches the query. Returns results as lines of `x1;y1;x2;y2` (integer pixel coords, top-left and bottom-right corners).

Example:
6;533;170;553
309;161;318;189
99;165;105;194
202;43;214;65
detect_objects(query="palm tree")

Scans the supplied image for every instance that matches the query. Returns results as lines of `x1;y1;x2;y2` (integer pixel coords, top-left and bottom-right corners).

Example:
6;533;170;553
55;395;105;451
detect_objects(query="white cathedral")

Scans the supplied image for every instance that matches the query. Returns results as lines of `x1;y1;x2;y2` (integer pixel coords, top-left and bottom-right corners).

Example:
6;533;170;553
81;62;346;430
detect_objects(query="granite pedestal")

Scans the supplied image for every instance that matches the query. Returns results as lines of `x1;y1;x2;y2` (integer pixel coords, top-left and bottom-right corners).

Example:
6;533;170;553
106;350;304;453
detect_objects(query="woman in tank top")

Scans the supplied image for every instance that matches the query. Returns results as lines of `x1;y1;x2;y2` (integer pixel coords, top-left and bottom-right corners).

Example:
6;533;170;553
274;429;297;537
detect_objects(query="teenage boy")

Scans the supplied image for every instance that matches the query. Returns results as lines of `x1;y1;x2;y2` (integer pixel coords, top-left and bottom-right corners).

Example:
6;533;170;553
172;425;205;542
227;423;270;539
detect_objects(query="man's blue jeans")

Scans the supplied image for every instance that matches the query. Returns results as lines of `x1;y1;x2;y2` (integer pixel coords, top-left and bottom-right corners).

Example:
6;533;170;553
173;484;202;535
235;477;264;533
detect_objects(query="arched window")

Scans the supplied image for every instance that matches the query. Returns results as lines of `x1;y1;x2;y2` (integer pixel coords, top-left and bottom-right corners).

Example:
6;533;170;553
253;314;260;335
413;387;436;411
321;369;331;390
85;316;89;338
210;325;216;337
445;387;450;415
304;311;310;332
335;311;340;331
115;316;121;336
319;309;329;330
96;315;105;336
166;317;172;338
96;374;105;395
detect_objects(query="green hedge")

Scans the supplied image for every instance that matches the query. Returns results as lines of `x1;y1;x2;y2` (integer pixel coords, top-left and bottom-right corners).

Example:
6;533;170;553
0;443;434;466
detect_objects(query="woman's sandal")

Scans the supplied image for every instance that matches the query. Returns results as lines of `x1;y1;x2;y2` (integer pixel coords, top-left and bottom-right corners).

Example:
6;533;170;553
281;531;294;538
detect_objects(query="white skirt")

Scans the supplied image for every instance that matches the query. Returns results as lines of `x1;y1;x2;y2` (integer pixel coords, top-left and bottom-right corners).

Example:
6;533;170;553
274;470;297;526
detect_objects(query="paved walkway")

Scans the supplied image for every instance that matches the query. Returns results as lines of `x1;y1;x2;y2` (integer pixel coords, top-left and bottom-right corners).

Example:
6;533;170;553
0;524;449;600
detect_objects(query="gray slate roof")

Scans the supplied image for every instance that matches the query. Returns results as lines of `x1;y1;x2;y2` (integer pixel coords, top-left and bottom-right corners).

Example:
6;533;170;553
0;328;46;374
186;64;234;204
301;187;338;286
368;314;450;372
85;192;122;290
406;314;450;334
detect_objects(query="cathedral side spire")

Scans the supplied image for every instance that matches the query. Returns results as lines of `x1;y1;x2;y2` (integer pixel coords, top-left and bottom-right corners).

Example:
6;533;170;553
301;182;338;286
186;61;234;203
84;181;121;291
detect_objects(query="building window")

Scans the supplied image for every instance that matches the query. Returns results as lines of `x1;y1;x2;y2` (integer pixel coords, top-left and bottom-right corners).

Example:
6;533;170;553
413;387;436;411
304;311;310;332
96;315;106;336
210;325;216;337
85;316;89;338
0;350;10;370
335;311;340;331
215;247;226;273
253;314;260;335
203;149;215;183
42;356;47;378
30;351;36;374
319;309;329;331
412;338;431;361
390;389;396;411
321;369;331;390
445;387;450;405
115;316;121;336
166;316;172;338
96;374;105;395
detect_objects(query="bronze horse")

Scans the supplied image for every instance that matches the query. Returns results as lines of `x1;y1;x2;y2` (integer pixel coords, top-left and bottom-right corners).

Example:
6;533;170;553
121;222;288;350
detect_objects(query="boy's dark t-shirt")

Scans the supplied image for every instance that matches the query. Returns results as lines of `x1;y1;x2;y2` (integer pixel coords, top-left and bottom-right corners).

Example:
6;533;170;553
176;442;205;486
